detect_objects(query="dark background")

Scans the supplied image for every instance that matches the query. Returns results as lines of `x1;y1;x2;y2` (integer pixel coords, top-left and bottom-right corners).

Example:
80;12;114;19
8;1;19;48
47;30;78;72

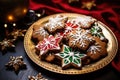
0;39;120;80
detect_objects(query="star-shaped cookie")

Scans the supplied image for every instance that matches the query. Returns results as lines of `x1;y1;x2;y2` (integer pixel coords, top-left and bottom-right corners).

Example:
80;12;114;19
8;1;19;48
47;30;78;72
56;45;86;69
36;35;61;55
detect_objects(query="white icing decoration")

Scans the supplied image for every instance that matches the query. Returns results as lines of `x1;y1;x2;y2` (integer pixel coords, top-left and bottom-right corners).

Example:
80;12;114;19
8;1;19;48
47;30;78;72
36;35;60;55
91;22;106;40
45;15;67;31
55;45;86;67
100;36;105;40
70;16;95;27
35;27;48;37
87;44;101;54
64;20;81;34
69;29;93;47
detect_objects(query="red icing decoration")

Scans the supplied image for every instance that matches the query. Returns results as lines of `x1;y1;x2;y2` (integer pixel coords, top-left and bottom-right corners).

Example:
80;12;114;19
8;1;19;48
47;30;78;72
64;21;79;34
55;22;79;39
36;35;61;55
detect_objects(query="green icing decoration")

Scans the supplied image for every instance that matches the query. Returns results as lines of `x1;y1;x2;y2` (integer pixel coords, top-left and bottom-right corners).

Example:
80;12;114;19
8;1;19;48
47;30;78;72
91;23;105;40
56;45;86;68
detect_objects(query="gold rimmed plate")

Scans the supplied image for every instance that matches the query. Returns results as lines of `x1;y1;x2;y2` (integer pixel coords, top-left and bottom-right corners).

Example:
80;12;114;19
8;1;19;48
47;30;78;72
24;13;118;74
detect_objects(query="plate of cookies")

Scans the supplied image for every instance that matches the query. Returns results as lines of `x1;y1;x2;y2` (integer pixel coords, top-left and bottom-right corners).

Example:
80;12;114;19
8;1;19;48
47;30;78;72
24;13;118;74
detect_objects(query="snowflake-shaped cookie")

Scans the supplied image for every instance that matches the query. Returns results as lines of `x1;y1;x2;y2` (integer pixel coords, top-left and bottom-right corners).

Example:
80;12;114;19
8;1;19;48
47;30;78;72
68;29;93;50
55;45;86;69
36;35;61;55
70;16;96;28
44;15;67;33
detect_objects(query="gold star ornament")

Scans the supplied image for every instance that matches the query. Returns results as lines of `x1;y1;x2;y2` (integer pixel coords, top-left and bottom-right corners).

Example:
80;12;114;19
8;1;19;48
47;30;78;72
81;0;96;10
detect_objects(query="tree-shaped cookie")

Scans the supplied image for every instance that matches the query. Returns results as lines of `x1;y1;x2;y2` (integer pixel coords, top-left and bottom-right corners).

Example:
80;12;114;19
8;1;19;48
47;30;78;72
90;22;108;42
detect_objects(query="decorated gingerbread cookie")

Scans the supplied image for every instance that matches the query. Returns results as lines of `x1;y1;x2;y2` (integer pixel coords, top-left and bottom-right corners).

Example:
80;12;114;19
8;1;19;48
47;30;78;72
31;14;108;70
32;25;49;42
64;20;80;34
44;15;68;33
45;53;55;62
35;35;61;56
68;16;96;29
90;22;108;42
67;29;94;50
55;45;86;69
87;37;107;61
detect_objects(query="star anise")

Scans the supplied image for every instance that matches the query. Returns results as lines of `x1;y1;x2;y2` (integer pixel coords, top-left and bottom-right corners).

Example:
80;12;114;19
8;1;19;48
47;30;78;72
28;73;48;80
5;56;26;73
0;38;15;52
9;29;26;40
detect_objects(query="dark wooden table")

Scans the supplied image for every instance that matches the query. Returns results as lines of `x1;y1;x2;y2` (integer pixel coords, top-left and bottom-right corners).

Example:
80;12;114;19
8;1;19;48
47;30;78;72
0;40;120;80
